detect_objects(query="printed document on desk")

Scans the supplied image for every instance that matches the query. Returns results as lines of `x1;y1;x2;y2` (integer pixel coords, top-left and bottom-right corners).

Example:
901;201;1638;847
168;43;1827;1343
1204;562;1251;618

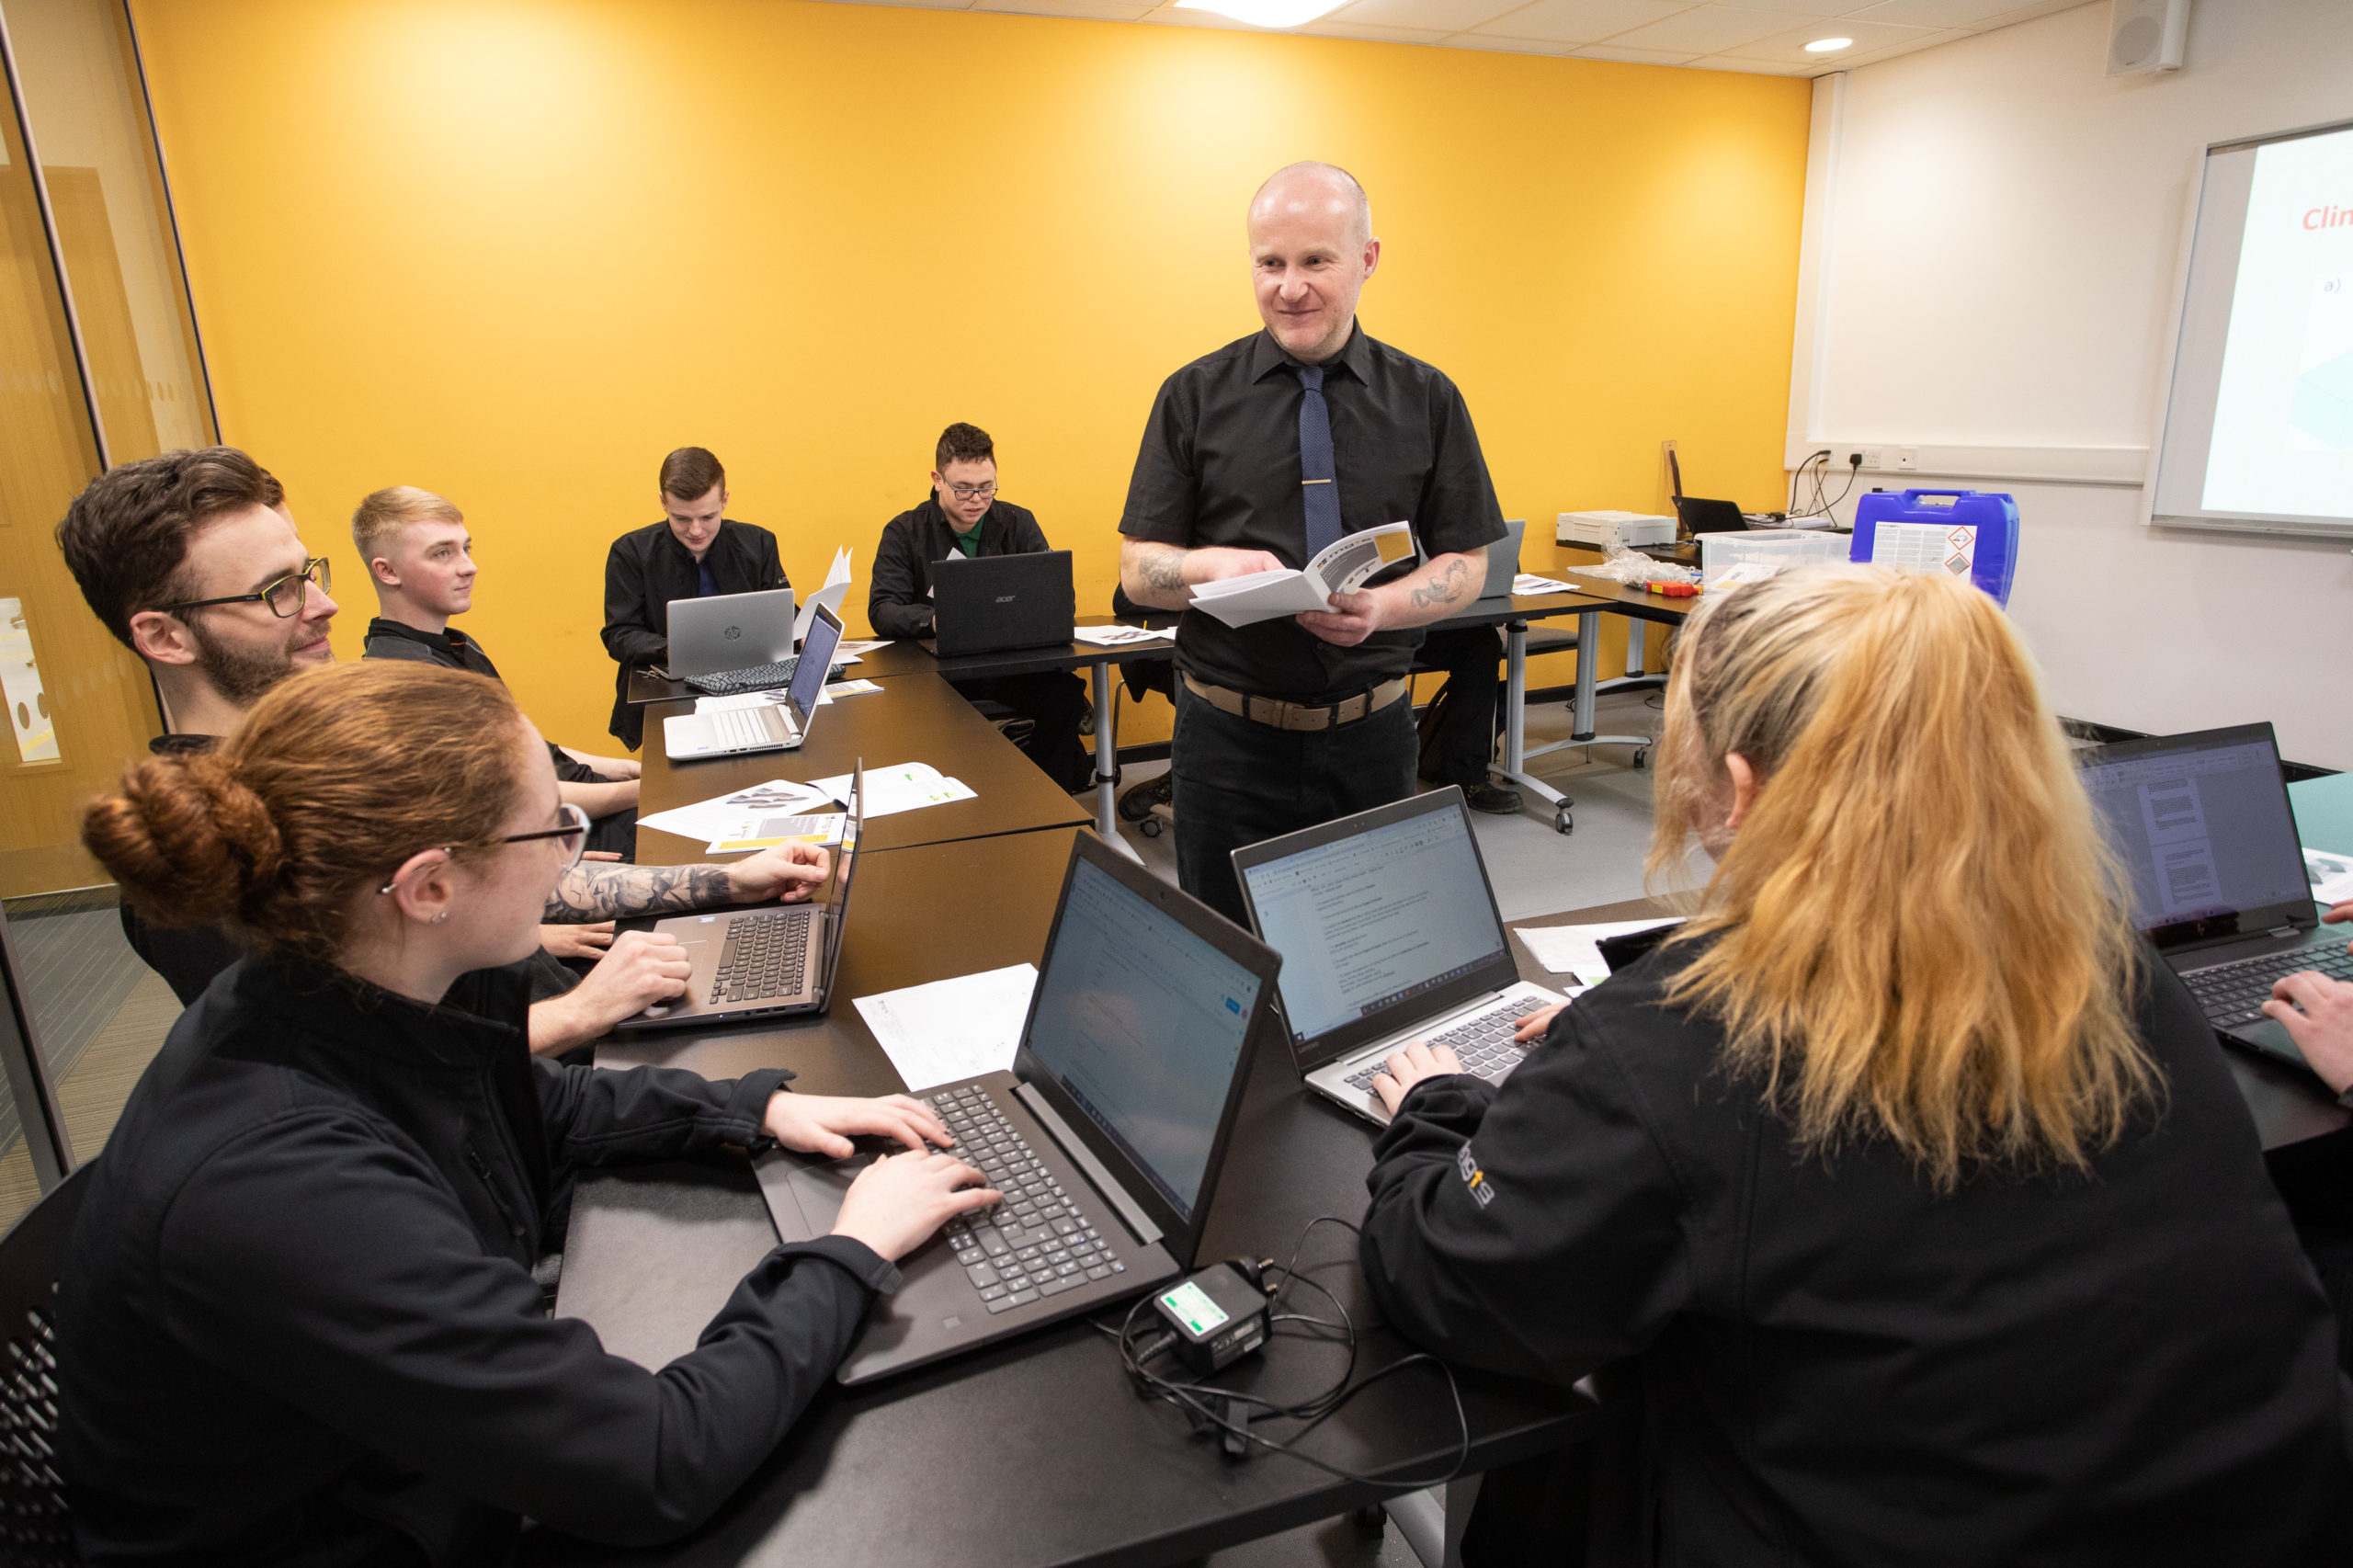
1516;918;1680;988
1074;624;1176;647
639;778;835;842
1188;522;1415;628
855;963;1040;1092
809;761;976;817
793;548;854;646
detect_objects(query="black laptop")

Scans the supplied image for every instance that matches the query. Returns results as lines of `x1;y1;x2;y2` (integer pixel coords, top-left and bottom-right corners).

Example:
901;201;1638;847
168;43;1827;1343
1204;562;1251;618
926;551;1076;656
754;831;1283;1383
1674;495;1748;536
2077;722;2346;1071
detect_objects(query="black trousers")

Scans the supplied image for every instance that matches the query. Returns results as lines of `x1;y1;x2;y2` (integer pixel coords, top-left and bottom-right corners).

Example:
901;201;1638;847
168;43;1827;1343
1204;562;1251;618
952;670;1094;794
1415;625;1504;790
1170;679;1416;927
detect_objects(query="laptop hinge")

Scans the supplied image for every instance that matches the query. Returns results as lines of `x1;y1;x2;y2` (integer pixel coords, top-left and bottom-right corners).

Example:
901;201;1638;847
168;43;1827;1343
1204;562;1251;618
1014;1082;1163;1248
2270;925;2301;939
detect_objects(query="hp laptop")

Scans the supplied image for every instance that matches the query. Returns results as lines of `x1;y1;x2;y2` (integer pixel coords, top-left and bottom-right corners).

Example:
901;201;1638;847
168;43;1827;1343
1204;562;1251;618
1478;518;1526;600
661;603;844;763
2078;722;2344;1071
926;551;1075;656
756;831;1282;1383
664;587;796;679
615;762;865;1031
1232;788;1568;1127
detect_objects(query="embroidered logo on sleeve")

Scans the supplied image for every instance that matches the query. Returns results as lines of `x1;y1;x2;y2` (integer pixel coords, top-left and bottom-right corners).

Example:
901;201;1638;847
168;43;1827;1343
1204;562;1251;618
1456;1143;1495;1210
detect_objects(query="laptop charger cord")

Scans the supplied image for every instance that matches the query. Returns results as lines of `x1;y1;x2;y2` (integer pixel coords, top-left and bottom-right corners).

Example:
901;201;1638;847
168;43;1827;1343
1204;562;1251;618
1100;1216;1472;1487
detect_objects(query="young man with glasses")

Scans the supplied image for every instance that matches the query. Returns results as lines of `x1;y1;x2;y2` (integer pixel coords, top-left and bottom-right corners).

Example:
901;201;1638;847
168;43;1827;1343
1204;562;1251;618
869;422;1091;792
54;448;830;1054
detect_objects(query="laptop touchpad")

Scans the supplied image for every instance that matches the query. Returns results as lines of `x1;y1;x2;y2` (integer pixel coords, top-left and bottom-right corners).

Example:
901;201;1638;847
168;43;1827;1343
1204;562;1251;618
784;1156;869;1233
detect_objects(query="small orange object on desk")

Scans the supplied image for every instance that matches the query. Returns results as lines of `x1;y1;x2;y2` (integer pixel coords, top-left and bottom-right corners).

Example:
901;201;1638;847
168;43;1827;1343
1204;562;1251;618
1644;581;1701;597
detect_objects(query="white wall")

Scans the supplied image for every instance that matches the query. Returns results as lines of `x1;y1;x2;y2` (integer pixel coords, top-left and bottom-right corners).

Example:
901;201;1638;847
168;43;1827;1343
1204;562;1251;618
1788;0;2353;767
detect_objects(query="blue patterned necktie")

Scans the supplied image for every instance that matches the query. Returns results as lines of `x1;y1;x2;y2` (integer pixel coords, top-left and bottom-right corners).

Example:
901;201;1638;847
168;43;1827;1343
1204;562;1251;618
1296;364;1344;559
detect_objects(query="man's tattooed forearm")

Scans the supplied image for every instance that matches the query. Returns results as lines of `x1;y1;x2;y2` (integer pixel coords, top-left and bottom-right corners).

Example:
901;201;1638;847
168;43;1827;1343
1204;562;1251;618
1139;545;1189;593
545;863;731;921
1408;554;1472;609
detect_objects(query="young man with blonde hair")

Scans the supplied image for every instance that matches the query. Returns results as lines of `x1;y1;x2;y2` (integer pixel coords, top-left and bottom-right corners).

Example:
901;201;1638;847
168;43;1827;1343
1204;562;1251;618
356;486;640;865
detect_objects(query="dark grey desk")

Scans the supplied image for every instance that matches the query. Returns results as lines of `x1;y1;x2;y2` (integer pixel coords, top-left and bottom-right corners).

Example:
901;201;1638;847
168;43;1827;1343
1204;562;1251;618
623;642;936;707
541;829;1598;1567
1511;897;2353;1153
637;673;1088;860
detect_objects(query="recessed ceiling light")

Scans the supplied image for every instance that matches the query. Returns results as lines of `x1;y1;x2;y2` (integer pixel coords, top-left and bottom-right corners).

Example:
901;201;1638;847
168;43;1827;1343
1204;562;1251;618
1803;36;1855;52
1174;0;1347;28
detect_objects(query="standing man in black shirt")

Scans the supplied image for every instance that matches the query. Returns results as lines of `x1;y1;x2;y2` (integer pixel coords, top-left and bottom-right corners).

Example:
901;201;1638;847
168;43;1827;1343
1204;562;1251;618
600;447;788;749
870;423;1092;792
1118;162;1505;922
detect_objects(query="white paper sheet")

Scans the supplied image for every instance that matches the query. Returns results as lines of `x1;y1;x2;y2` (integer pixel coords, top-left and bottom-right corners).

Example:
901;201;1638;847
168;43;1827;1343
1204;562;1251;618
704;813;846;853
793;548;855;645
1514;918;1680;986
2305;846;2353;906
1073;624;1176;647
638;778;834;842
855;963;1040;1092
835;639;889;657
823;678;884;696
1188;522;1415;628
1511;574;1577;596
808;761;976;817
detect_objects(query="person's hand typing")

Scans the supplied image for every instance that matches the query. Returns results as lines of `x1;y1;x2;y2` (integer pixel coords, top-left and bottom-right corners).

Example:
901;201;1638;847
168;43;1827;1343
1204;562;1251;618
830;1151;1001;1263
1511;1001;1568;1045
1370;1039;1465;1115
765;1092;951;1159
723;842;832;905
2262;971;2353;1095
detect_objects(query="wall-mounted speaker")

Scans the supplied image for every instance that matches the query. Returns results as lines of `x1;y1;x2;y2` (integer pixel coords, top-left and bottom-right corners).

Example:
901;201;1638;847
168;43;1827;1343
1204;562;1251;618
2106;0;2189;77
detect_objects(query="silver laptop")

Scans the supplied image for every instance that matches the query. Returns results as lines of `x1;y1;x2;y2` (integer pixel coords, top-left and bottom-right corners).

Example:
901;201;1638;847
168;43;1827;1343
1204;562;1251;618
664;587;796;680
662;603;843;763
1480;518;1525;599
614;761;864;1031
756;831;1283;1385
1232;787;1566;1126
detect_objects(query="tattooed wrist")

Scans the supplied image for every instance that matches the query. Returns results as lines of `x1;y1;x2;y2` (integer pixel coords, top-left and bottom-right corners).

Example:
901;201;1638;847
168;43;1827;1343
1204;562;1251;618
545;862;732;921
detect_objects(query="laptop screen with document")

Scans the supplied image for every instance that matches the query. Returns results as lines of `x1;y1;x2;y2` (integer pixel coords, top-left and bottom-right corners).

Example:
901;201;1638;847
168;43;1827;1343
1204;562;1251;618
1019;854;1263;1221
790;602;843;721
2077;722;2311;944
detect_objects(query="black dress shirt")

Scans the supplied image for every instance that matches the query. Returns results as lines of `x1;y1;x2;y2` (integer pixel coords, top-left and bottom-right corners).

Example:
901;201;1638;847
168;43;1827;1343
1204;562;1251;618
600;519;788;746
1120;324;1505;704
1362;936;2353;1565
363;618;603;784
869;495;1051;639
58;955;892;1564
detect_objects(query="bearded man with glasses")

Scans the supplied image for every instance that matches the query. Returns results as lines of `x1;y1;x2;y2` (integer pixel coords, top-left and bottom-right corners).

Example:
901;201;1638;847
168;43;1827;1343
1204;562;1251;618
55;448;830;1055
868;421;1093;792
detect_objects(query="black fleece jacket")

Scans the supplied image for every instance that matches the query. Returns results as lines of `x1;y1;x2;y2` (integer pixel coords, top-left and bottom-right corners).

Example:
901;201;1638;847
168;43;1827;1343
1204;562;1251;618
867;495;1051;640
1362;939;2352;1568
58;956;892;1565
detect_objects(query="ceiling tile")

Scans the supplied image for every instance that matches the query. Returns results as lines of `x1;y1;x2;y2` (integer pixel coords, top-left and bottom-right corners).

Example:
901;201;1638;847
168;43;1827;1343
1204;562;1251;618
1686;50;1813;71
1843;0;2033;26
1720;15;1933;60
1296;16;1455;38
1705;0;1874;15
1332;0;1528;29
973;0;1155;17
1573;40;1704;62
1795;22;1964;64
1970;0;2102;28
1608;6;1822;51
1439;32;1587;52
1470;0;1697;42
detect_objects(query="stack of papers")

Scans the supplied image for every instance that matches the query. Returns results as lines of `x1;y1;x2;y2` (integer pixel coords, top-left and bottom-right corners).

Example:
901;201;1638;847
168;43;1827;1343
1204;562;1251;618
707;814;845;854
1512;573;1577;596
1188;522;1415;628
2306;846;2353;905
1514;918;1680;988
810;761;976;818
835;639;890;657
855;963;1039;1091
824;678;884;697
1074;624;1176;647
639;779;838;846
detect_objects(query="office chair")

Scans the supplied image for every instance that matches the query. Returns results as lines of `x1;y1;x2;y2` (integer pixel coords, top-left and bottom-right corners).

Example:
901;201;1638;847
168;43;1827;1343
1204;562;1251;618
0;1162;93;1568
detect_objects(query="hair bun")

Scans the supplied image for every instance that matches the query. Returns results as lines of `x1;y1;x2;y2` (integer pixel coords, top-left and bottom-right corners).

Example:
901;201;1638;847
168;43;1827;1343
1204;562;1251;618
83;753;285;930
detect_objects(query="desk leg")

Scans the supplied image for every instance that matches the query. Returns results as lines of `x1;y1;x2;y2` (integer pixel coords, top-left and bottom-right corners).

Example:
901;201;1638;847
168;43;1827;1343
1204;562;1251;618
1091;659;1142;864
1499;608;1655;831
1572;608;1600;741
1627;619;1645;679
1493;619;1573;833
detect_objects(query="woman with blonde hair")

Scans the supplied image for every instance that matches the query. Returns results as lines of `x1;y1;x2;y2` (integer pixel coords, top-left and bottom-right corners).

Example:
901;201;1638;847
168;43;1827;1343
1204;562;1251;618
57;661;1001;1564
1363;566;2349;1565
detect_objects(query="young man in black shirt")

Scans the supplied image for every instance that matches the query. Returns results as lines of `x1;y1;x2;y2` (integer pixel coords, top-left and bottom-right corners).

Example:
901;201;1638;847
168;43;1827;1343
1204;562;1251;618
1117;163;1503;922
870;423;1092;792
600;447;788;748
355;485;641;859
53;449;829;1051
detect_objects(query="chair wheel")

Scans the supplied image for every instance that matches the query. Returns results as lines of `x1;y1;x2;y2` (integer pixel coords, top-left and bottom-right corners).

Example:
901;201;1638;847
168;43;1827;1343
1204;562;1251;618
1140;817;1163;838
1553;809;1574;835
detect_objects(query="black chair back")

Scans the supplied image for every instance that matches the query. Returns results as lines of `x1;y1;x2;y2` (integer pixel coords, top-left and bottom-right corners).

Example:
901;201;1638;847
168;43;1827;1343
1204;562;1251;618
0;1164;91;1568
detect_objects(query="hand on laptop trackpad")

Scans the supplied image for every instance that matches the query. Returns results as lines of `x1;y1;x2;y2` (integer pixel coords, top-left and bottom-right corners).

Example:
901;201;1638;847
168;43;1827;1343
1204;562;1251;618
785;1157;868;1233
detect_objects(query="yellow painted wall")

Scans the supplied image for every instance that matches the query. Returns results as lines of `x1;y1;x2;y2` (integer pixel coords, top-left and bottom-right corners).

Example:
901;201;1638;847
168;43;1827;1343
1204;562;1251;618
128;0;1808;749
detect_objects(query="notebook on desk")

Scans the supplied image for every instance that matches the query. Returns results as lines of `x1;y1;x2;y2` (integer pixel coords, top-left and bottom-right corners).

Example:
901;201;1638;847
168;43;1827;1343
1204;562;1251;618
755;831;1282;1384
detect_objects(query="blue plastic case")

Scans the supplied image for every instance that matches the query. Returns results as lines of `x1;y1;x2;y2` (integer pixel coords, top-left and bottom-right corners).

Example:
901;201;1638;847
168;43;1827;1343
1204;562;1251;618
1847;489;2018;607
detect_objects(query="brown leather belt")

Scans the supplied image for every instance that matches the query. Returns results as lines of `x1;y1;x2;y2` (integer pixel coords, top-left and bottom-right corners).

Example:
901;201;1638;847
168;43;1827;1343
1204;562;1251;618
1181;672;1411;732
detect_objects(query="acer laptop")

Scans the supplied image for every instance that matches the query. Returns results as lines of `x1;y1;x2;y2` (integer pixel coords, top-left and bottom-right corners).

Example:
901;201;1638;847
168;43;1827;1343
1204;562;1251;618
926;551;1075;656
613;761;864;1032
664;587;796;679
2078;722;2342;1072
1232;788;1568;1127
661;603;843;763
756;831;1282;1384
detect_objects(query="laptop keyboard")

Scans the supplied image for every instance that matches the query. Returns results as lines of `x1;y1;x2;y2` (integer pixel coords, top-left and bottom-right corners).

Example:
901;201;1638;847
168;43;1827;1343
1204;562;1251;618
927;1085;1124;1315
685;657;847;695
709;707;780;751
2184;946;2353;1028
709;909;813;1003
1343;996;1550;1096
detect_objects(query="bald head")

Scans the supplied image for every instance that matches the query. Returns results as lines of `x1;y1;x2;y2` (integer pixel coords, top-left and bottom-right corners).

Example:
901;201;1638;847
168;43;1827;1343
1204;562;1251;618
1247;162;1380;365
1250;161;1371;251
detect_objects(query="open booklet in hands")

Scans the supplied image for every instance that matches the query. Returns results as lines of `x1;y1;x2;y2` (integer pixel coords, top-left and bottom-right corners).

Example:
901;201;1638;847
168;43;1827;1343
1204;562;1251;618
1187;521;1416;628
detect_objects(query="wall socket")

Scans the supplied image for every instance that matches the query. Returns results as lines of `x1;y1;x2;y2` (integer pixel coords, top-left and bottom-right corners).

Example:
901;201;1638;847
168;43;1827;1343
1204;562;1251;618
1895;447;1919;472
1857;448;1884;471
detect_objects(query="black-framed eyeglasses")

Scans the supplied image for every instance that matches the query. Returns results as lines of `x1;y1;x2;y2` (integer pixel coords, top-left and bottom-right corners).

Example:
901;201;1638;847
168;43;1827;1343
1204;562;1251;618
946;483;997;501
377;803;590;894
158;557;331;619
